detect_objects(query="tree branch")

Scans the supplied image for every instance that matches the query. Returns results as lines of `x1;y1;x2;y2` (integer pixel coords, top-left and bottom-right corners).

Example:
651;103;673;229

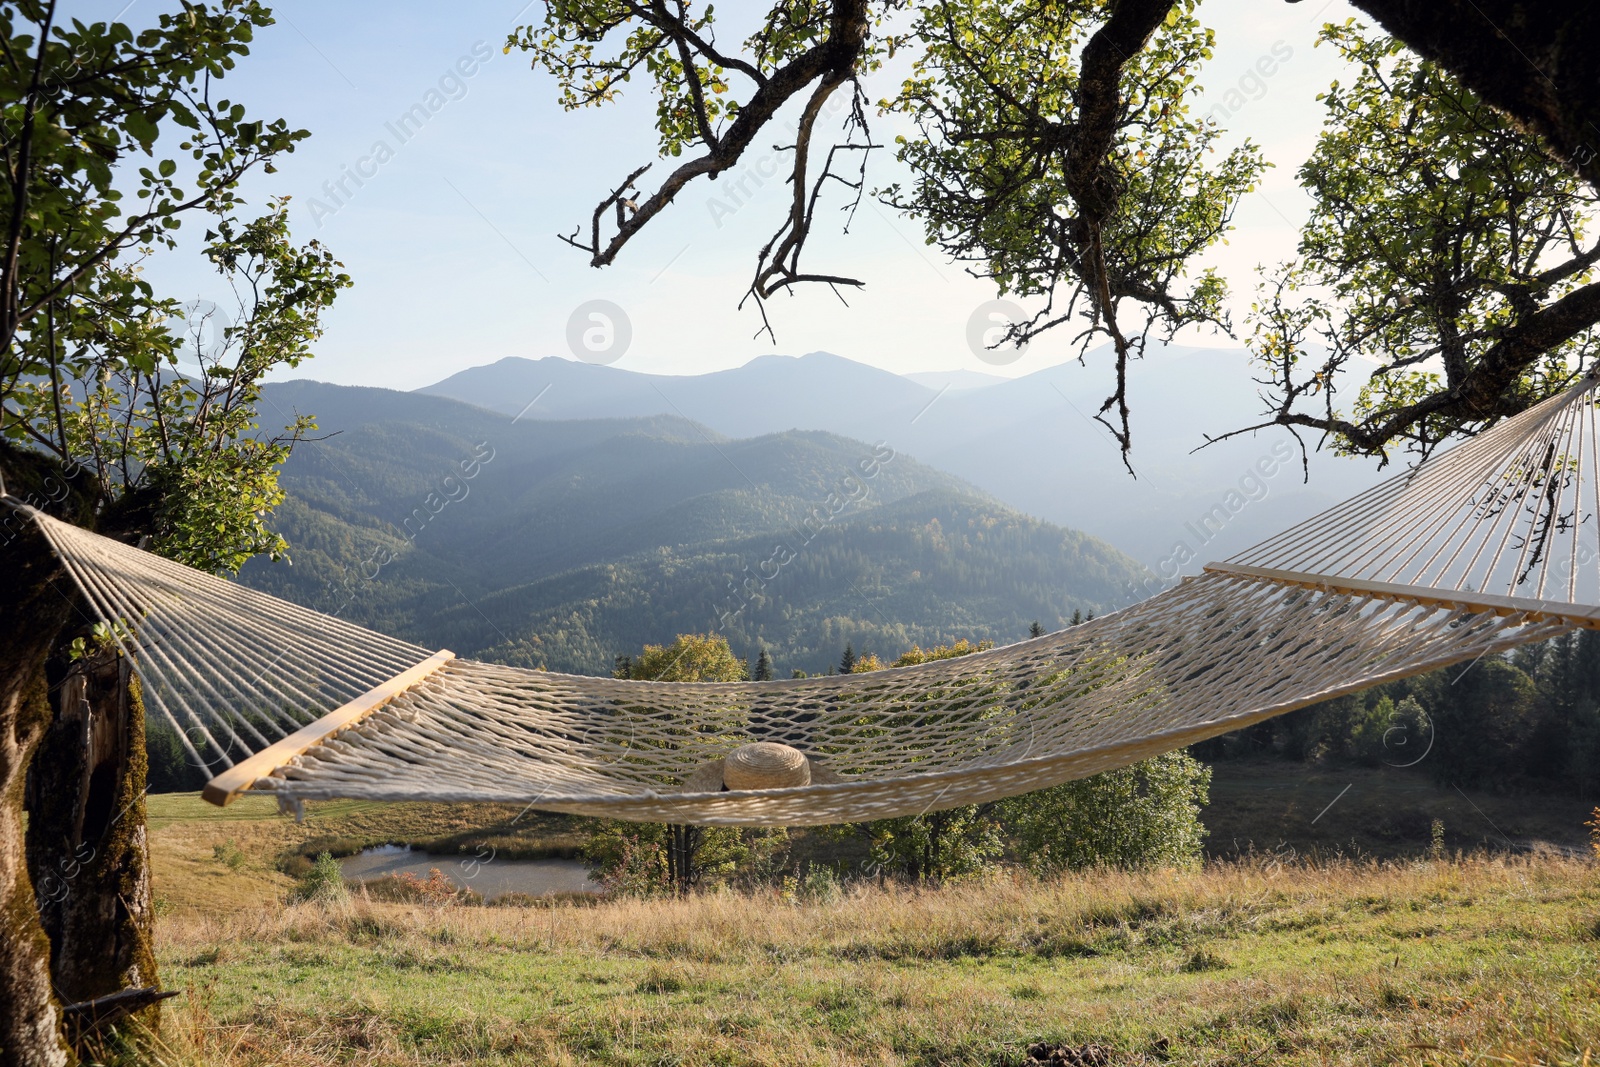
569;0;872;274
1346;0;1600;191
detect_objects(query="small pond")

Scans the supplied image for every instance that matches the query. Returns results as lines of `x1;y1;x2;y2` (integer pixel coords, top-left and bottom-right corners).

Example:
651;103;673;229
338;844;600;900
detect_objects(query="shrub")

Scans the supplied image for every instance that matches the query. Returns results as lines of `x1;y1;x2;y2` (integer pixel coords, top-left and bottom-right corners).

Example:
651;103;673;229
291;851;349;906
1000;750;1212;872
584;821;787;894
797;863;842;903
843;806;1004;883
211;840;246;870
358;868;476;906
831;637;1006;883
277;853;313;879
585;827;670;896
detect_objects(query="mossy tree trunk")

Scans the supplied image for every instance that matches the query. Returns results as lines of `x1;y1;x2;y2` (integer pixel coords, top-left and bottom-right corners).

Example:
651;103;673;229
2;442;155;1066
0;511;81;1067
25;646;159;1026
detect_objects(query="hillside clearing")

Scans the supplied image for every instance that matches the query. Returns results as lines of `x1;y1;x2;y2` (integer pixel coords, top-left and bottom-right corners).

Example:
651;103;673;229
130;788;1600;1066
139;855;1599;1067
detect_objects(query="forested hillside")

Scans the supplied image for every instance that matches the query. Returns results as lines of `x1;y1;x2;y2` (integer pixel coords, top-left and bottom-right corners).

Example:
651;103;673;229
471;489;1136;673
240;381;1148;675
420;349;1386;567
1202;630;1600;799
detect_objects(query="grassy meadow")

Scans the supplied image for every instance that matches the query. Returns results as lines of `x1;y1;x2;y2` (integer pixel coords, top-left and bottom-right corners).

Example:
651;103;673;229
122;769;1600;1067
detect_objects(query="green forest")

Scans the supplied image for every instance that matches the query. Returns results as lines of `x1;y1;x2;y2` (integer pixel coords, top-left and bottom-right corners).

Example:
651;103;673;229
237;381;1146;675
1201;630;1600;800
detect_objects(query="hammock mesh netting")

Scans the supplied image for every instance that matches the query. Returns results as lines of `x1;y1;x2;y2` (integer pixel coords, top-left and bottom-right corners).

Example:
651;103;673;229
14;375;1600;825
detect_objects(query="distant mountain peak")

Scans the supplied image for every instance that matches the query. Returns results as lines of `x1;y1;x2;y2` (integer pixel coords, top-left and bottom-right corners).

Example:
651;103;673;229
241;384;1144;676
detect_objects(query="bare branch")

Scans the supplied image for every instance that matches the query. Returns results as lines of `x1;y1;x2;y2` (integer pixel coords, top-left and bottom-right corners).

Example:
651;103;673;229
547;0;876;318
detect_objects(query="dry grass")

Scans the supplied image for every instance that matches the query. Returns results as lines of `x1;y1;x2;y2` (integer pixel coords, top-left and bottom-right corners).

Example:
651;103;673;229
113;854;1600;1067
158;853;1592;966
127;787;1600;1064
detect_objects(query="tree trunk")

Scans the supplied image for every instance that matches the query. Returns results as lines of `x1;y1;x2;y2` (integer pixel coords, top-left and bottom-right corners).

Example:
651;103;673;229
25;646;159;1028
1350;0;1600;191
0;511;79;1067
665;824;702;891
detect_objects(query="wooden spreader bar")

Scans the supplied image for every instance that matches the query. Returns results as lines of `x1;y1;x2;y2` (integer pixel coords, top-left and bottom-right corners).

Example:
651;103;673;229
1205;562;1600;631
202;650;456;806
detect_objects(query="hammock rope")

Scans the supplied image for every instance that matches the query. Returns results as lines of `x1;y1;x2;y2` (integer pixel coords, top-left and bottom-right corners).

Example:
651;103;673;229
9;374;1600;826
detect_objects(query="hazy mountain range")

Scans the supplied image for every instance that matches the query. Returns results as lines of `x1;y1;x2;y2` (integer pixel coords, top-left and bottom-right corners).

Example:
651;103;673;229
419;346;1387;568
245;380;1149;675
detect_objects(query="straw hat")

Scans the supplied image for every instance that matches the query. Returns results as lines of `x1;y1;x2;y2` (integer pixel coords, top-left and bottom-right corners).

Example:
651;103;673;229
723;741;811;790
678;742;843;793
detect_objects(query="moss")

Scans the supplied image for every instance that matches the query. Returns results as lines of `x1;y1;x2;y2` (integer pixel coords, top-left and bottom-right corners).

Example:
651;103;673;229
1;670;73;1066
111;672;160;1019
28;655;162;1035
15;653;55;742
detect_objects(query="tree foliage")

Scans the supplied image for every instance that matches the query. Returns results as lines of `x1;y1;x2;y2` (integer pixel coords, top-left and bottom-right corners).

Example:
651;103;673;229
508;0;897;333
0;0;346;565
833;636;1207;880
1;0;303;378
999;750;1210;872
1240;22;1600;464
511;0;1250;456
860;804;1004;882
516;1;1600;462
619;631;749;682
583;818;787;895
832;638;1004;881
885;0;1263;455
1201;631;1600;796
885;638;993;666
588;632;780;892
0;5;342;1059
1337;2;1600;194
7;202;349;570
1347;694;1427;767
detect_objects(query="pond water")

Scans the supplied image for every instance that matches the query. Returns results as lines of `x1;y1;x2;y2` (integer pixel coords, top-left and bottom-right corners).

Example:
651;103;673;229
338;845;600;899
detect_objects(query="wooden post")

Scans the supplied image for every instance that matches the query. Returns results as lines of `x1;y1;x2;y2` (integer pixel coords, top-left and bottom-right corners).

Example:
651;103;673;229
1203;562;1600;629
201;650;455;806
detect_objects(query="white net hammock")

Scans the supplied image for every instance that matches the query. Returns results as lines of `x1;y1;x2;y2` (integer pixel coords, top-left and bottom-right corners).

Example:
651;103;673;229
13;375;1600;826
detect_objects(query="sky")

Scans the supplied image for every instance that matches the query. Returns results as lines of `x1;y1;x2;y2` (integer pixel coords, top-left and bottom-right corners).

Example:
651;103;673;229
83;0;1359;391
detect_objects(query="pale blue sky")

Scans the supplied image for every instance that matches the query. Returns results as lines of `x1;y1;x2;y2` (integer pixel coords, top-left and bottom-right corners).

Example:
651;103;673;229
85;0;1357;389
